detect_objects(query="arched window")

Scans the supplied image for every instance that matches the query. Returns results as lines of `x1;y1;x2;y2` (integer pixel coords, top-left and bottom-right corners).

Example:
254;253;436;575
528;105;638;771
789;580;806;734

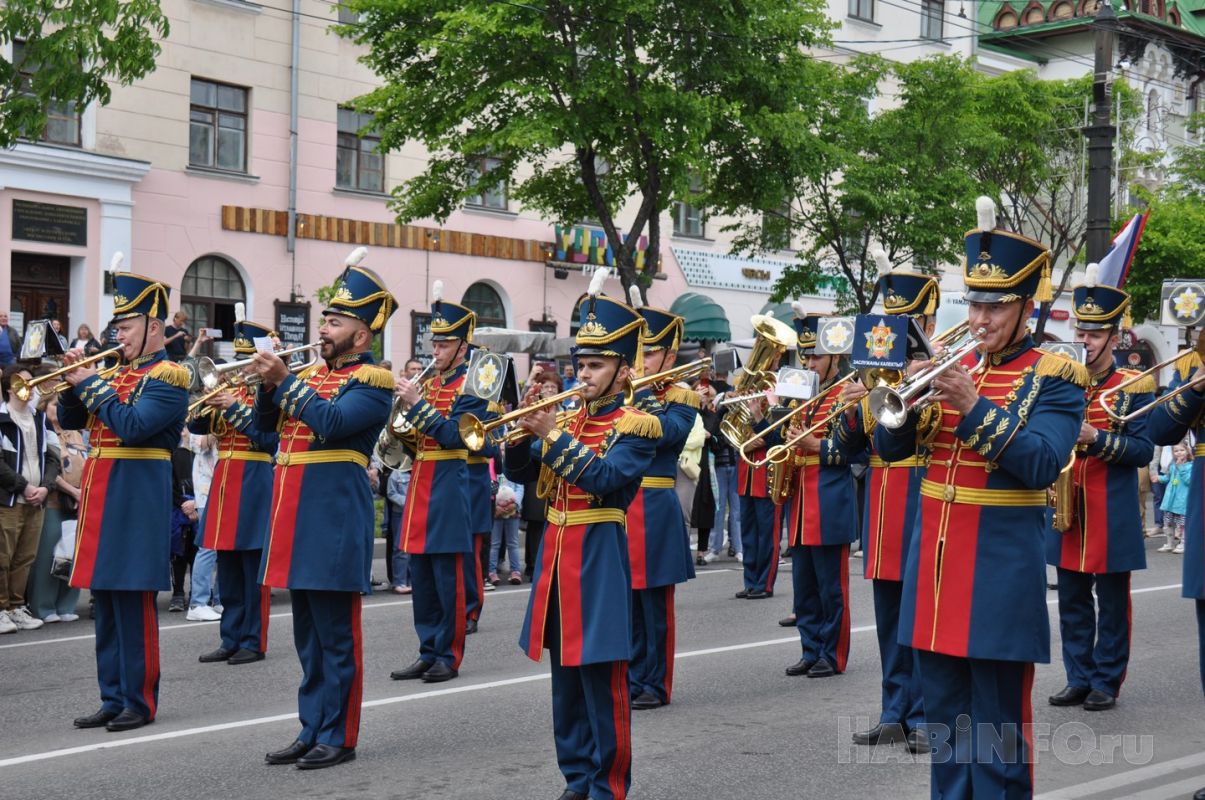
461;282;506;329
1050;0;1074;18
1022;1;1046;24
181;255;246;355
1147;89;1160;132
569;293;588;337
994;4;1020;27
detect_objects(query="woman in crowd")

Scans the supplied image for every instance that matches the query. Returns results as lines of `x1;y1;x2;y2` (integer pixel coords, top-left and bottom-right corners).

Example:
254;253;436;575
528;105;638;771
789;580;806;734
692;384;718;565
70;324;102;356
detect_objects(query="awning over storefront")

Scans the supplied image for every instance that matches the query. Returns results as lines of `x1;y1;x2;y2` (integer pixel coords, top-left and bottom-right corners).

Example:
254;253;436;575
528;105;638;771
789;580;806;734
669;292;731;343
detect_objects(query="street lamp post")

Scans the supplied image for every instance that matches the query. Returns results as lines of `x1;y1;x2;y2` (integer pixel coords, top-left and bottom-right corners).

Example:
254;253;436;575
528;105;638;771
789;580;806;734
1084;0;1118;263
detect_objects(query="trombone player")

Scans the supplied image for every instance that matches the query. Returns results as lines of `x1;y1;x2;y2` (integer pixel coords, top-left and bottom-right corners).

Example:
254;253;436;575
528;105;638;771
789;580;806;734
189;310;280;666
1046;265;1153;712
874;197;1086;799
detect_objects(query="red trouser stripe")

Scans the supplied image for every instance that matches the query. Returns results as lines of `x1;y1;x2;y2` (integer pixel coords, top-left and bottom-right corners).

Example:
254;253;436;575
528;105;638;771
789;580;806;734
259;585;272;654
141;592;159;720
451;554;467;670
343;595;364;748
608;661;631;800
664;585;677;703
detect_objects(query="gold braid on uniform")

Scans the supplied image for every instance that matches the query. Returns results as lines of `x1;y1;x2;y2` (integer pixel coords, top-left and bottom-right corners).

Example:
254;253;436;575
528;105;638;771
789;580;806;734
1175;350;1203;382
350;364;396;390
916;403;942;448
614;408;663;439
297;363;323;381
1035;352;1090;389
1115;369;1156;395
663;385;701;409
148;360;193;388
488;401;507;415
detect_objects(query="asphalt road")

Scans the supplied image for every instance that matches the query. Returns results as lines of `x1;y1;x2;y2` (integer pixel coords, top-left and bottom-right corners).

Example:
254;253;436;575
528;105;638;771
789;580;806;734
0;538;1201;800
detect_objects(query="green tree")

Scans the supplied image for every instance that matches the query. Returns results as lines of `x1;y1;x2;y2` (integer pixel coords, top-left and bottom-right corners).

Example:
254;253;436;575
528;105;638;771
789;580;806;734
0;0;168;147
341;0;834;299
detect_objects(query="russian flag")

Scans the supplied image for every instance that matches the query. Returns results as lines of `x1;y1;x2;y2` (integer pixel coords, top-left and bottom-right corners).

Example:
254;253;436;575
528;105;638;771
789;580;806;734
1096;212;1149;289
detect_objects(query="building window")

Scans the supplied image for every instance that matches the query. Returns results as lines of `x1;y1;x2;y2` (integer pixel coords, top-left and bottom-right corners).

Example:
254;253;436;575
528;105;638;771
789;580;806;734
12;41;81;147
189;78;248;172
673;200;706;239
181;255;247;356
848;0;874;21
337;3;361;23
921;0;944;39
762;205;793;251
462;282;506;328
1022;3;1046;24
336;107;384;192
466;156;508;210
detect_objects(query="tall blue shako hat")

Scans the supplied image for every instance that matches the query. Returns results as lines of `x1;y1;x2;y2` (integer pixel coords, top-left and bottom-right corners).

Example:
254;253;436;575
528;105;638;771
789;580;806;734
574;269;643;366
873;248;940;317
791;303;822;356
630;285;684;378
429;279;476;342
323;247;398;332
1072;262;1132;331
231;302;278;356
963;196;1053;304
109;251;171;324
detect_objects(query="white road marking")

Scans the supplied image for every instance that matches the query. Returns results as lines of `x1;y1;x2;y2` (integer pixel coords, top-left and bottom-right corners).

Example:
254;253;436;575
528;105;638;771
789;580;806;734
1034;750;1205;799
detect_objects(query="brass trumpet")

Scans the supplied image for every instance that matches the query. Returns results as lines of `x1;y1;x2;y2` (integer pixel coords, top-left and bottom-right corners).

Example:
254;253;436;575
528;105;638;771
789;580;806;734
867;327;986;430
737;371;857;466
623;358;710;404
720;313;797;448
195;342;321;392
458;386;587;452
11;346;124;402
1098;336;1205;423
386;361;436;440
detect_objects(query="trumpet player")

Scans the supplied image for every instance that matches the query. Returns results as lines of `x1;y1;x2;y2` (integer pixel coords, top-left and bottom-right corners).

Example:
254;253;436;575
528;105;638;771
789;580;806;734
503;289;658;800
59;270;190;733
624;298;700;710
874;197;1086;799
252;256;396;769
734;378;783;600
463;342;499;636
779;312;859;679
188;312;280;666
390;283;488;684
843;258;939;751
1046;266;1153;713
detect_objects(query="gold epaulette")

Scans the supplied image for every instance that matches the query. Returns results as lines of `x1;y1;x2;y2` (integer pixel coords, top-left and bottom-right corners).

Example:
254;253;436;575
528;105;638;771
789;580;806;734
614;407;663;439
663;385;701;409
1116;368;1156;395
488;401;506;415
1175;350;1203;382
147;360;192;389
1035;351;1090;389
351;364;395;390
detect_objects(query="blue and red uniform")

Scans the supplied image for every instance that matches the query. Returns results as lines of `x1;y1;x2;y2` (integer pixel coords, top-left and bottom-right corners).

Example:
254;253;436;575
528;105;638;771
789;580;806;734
1046;365;1152;699
399;361;487;670
463;403;498;627
736;449;781;595
1146;349;1205;694
189;381;279;657
256;351;393;749
62;349;189;722
505;394;658;800
626;384;698;704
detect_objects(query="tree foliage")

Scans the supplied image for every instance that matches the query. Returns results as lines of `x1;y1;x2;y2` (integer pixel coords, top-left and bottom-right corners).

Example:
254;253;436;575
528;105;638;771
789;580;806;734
0;0;168;148
341;0;834;299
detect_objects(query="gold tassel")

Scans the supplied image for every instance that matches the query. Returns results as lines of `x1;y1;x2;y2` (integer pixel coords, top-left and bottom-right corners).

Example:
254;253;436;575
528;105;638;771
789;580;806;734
1116;369;1156;395
663;385;701;409
1034;260;1053;303
148;360;192;389
1122;305;1133;329
488;401;507;415
923;286;938;317
1036;351;1090;389
614;408;663;439
1175;350;1203;382
352;365;396;390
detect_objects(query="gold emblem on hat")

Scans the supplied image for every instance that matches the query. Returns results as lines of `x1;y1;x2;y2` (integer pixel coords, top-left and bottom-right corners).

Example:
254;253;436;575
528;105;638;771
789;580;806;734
335;284;354;301
1077;297;1104;315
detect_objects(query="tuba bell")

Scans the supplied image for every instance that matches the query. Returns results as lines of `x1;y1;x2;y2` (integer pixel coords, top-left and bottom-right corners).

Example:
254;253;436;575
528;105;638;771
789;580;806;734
719;313;797;449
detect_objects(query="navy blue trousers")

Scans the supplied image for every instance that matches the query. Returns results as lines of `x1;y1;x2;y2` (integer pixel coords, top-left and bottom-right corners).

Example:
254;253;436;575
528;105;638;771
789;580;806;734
1197;599;1205;698
872;578;924;730
463;533;488;623
630;585;676;704
216;549;269;653
410;552;466;669
918;650;1035;800
1056;568;1131;697
740;496;779;592
92;589;159;720
791;543;851;672
292;589;363;748
547;585;631;800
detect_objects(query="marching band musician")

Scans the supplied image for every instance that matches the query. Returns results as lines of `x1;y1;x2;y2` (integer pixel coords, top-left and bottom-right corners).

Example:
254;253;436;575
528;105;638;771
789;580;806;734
779;313;859;680
625;296;700;710
1046;266;1153;712
734;372;783;601
875;197;1086;799
463;341;499;636
504;286;659;800
253;255;396;769
390;283;488;684
189;311;280;667
842;260;939;751
61;269;190;732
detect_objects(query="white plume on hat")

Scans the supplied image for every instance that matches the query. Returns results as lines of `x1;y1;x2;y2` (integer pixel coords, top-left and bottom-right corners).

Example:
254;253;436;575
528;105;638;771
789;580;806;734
345;246;368;267
871;247;892;274
628;285;643;309
432;280;444;302
1083;262;1100;288
109;251;125;272
791;300;807;319
587;266;609;298
976;196;997;231
234;302;246;323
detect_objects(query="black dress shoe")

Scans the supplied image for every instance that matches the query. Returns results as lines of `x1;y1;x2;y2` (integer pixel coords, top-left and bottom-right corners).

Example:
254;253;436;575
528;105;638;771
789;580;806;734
390;658;433;680
851;722;905;745
465;619;478;635
631;691;664;710
1193;786;1205;800
806;658;836;678
199;647;235;663
785;658;816;677
421;661;458;683
105;709;151;732
1082;689;1116;711
295;743;356;770
778;615;797;627
227;648;265;665
74;708;119;728
1048;685;1090;706
746;590;772;599
906;728;931;754
556;791;589;800
734;590;750;599
265;739;314;765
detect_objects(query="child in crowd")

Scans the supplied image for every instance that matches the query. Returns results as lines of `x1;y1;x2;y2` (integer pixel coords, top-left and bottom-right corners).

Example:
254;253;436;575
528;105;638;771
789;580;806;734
1157;440;1194;555
489;456;524;586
